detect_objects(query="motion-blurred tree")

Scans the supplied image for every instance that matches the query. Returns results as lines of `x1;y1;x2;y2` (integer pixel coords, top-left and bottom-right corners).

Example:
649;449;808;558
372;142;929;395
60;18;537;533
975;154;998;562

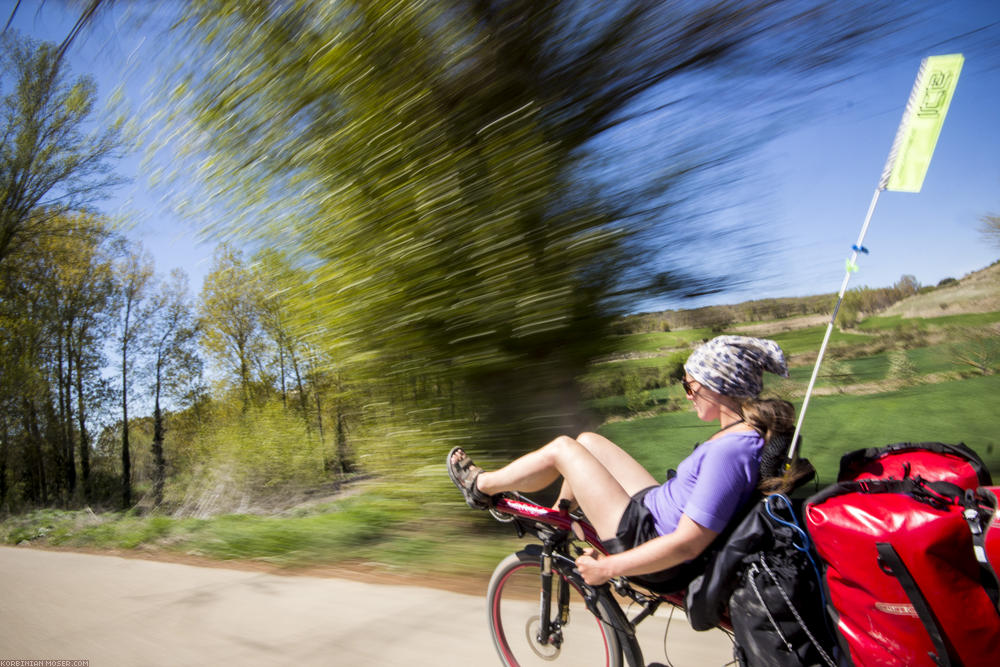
148;268;201;507
162;0;897;460
0;30;122;269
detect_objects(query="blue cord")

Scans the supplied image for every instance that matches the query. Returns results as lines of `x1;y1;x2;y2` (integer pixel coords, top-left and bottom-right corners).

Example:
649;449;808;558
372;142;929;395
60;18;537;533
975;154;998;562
764;494;831;619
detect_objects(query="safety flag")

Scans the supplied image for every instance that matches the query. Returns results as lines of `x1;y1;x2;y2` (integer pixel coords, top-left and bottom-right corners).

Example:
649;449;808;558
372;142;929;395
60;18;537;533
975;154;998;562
788;54;964;462
878;53;964;193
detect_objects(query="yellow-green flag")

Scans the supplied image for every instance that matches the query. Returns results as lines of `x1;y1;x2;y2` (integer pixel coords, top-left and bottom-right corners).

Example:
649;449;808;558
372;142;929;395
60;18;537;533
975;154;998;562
879;53;964;193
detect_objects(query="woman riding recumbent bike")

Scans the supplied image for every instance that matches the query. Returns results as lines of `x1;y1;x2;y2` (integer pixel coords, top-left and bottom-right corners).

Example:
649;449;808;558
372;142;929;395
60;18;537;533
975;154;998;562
448;336;827;666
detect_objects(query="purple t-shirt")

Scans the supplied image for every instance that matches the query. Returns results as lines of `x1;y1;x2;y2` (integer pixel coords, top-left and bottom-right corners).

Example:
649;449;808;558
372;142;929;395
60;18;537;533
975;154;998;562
642;430;764;535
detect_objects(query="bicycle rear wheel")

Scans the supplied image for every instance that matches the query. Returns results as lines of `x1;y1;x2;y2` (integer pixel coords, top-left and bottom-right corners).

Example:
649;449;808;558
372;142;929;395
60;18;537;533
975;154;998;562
487;551;623;667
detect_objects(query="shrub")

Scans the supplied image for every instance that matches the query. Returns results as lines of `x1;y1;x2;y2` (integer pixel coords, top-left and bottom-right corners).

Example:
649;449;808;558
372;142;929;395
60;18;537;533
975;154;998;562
887;348;918;385
623;374;652;415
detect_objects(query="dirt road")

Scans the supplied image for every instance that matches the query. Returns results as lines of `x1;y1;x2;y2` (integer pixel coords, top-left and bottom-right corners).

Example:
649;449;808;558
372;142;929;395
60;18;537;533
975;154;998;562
0;546;732;666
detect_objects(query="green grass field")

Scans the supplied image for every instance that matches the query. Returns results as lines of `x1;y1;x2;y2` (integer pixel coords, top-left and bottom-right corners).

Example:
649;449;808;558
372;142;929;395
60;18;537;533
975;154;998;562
609;328;715;353
598;374;1000;485
752;326;873;356
857;311;1000;331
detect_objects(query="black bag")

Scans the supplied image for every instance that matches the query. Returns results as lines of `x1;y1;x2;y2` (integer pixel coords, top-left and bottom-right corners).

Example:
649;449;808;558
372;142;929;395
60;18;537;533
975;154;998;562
686;494;837;667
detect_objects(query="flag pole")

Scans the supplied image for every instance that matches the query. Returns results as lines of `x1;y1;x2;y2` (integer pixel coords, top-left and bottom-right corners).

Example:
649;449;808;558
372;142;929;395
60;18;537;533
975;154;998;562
787;187;881;461
785;53;964;463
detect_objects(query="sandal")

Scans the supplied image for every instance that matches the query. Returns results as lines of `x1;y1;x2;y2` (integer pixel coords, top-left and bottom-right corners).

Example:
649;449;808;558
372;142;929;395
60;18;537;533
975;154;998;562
447;446;493;510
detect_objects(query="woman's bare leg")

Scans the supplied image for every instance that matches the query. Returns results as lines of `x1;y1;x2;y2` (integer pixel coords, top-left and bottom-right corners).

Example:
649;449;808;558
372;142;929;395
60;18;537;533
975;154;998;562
555;432;659;508
474;435;633;540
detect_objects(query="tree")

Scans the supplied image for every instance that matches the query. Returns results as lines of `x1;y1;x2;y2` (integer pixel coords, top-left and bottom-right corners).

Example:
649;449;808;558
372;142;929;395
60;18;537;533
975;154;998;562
254;249;307;412
111;240;156;508
42;214;115;501
893;274;920;300
0;30;122;269
981;214;1000;249
199;245;268;409
0;211;115;507
163;1;899;459
148;269;201;507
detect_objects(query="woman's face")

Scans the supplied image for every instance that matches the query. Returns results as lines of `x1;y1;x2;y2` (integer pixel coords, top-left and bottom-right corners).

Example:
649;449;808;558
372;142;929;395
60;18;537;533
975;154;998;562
683;375;723;423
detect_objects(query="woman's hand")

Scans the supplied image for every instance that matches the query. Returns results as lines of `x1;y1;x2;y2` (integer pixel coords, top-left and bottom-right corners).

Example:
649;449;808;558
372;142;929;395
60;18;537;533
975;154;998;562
575;548;615;586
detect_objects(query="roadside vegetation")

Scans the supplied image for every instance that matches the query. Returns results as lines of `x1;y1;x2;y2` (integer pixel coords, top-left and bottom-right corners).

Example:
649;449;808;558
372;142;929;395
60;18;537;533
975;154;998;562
4;264;998;578
1;6;996;584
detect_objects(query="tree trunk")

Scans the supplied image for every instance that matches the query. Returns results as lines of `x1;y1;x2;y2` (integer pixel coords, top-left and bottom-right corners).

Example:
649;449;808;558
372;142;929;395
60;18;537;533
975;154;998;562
314;385;325;446
54;333;74;499
278;344;287;407
335;403;353;474
0;414;8;511
290;352;309;422
73;345;91;501
62;333;77;497
22;398;47;503
121;348;131;509
239;350;250;411
151;362;166;507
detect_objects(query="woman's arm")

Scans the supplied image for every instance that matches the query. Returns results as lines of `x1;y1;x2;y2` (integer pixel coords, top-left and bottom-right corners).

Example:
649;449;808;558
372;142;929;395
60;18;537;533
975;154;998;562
575;514;717;585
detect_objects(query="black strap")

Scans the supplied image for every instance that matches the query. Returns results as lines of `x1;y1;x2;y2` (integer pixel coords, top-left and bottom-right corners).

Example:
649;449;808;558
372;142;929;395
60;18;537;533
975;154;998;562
806;475;959;509
962;489;1000;611
876;542;954;667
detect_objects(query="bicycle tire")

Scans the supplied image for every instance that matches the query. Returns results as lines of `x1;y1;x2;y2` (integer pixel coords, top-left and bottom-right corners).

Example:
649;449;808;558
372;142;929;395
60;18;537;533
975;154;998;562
487;550;624;667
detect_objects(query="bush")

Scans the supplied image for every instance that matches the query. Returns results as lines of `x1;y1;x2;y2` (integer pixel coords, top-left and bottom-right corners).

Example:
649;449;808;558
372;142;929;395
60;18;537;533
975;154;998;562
887;348;918;385
952;332;1000;377
167;400;329;516
623;374;652;415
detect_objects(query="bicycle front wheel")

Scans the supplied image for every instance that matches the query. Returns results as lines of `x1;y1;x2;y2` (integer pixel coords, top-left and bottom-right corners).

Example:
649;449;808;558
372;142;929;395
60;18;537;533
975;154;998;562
487;551;623;667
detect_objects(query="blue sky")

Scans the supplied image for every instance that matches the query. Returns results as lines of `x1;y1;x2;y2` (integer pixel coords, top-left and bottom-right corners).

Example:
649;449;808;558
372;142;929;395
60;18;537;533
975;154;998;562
6;1;1000;310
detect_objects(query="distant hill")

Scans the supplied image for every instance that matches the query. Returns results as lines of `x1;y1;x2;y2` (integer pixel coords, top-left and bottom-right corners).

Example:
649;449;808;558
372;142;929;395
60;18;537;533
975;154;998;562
621;261;999;334
882;261;1000;319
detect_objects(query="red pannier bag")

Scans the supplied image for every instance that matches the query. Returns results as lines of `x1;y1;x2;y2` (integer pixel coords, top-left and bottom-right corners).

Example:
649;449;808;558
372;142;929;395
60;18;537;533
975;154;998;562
805;442;1000;667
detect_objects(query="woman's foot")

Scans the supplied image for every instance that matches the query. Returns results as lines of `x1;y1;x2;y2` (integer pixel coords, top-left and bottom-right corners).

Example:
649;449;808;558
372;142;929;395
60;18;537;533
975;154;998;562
447;447;494;510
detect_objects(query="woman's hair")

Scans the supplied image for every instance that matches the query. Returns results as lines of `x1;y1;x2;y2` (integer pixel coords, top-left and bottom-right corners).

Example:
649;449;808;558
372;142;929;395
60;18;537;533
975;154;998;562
740;397;814;494
740;397;794;445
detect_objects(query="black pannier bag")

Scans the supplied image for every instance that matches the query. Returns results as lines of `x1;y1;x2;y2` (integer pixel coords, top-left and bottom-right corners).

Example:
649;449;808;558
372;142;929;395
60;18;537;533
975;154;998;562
686;493;837;667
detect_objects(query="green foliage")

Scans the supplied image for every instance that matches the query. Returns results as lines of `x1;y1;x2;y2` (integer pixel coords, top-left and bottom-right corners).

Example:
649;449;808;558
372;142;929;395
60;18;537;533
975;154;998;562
623;374;652;415
156;0;898;463
0;30;123;267
835;277;923;328
165;400;329;516
198;245;268;408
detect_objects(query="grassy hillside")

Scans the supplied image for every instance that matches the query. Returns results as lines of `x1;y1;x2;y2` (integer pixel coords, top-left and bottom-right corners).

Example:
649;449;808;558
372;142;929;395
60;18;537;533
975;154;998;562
882;261;1000;318
599;374;1000;486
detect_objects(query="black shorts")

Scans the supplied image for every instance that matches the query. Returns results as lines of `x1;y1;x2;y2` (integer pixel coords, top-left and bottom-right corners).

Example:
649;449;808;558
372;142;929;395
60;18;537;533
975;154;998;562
601;486;698;589
602;486;660;554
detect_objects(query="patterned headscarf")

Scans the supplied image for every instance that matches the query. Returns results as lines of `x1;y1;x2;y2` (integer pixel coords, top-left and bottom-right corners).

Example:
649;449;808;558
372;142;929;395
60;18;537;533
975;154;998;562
684;335;788;399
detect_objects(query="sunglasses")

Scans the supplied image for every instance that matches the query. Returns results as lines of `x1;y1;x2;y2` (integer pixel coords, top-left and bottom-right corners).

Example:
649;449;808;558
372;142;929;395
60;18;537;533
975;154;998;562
682;377;696;396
